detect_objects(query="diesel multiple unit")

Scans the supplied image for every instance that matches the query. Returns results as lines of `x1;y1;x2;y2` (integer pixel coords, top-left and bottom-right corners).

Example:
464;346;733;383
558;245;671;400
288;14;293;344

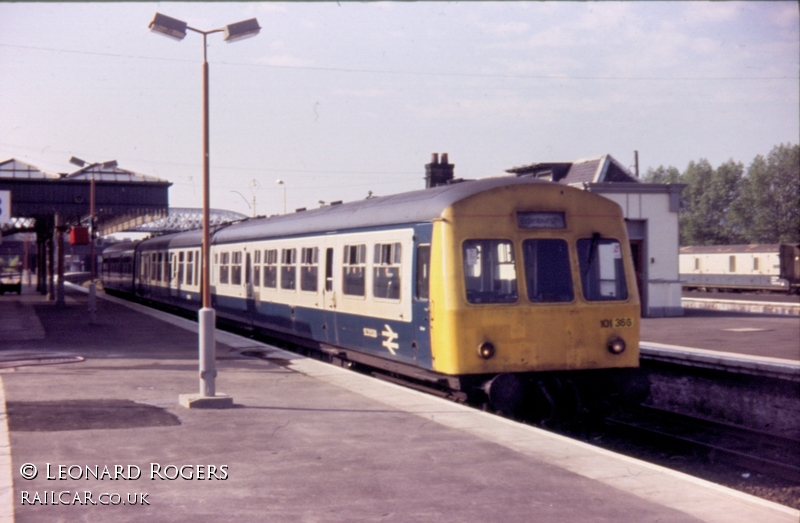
101;177;642;416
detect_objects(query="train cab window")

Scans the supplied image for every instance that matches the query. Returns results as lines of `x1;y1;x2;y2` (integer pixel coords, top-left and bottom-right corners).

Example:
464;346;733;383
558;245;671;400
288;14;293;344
252;250;261;287
416;245;430;301
231;252;243;285
577;237;628;301
281;248;297;290
522;239;573;303
264;249;278;288
300;247;319;292
186;251;193;286
463;240;518;304
219;252;230;285
373;242;401;300
343;244;366;297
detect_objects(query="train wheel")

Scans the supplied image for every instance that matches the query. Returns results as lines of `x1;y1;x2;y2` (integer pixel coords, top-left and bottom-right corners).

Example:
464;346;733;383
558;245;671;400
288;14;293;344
483;373;525;417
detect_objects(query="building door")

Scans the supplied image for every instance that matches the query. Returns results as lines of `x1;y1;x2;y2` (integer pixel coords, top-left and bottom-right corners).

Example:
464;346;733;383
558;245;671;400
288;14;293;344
625;220;646;317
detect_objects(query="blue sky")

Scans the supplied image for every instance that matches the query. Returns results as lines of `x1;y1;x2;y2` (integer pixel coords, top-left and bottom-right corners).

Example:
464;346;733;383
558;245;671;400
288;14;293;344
1;2;797;218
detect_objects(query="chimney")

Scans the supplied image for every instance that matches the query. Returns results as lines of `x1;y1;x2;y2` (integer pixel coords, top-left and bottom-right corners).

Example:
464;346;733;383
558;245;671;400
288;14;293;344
425;152;455;188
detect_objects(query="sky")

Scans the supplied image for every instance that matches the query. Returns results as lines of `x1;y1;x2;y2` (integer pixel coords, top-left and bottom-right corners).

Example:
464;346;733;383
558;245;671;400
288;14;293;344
1;2;798;220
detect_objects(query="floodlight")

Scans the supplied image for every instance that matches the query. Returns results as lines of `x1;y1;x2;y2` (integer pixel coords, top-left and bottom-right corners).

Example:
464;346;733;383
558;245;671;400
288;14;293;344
149;13;188;41
69;156;87;167
101;160;118;169
223;18;261;43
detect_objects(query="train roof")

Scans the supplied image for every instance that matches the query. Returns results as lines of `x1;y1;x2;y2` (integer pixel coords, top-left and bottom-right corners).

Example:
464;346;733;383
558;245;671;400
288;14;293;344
212;176;572;245
680;244;781;255
100;241;140;257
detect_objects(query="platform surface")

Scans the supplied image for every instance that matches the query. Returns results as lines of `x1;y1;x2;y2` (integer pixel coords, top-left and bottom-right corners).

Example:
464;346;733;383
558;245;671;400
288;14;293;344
0;286;797;523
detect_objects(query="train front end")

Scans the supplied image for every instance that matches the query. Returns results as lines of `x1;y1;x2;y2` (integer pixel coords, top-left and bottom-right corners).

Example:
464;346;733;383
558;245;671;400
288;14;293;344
428;181;641;414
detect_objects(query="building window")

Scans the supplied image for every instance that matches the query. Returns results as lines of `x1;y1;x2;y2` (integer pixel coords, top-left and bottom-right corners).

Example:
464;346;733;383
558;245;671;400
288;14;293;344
300;247;319;292
281;248;297;290
343;244;366;296
373;242;401;300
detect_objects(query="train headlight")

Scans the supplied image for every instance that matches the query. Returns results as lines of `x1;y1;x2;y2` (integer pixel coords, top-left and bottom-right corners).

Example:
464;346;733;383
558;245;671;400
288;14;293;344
478;341;496;360
607;337;626;355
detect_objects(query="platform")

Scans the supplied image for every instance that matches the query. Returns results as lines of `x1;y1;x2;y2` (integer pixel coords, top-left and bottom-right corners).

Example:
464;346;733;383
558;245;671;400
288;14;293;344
0;286;797;522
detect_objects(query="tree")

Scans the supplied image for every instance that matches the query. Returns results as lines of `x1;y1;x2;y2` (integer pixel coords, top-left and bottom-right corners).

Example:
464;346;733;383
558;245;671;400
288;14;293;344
643;165;681;184
732;143;800;244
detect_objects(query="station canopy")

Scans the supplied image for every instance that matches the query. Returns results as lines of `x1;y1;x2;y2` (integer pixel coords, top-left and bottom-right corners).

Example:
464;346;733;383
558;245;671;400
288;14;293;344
1;158;171;237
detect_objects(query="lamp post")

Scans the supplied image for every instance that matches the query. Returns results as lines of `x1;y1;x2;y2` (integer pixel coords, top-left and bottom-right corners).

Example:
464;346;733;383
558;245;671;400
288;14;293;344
150;12;260;409
69;156;118;324
276;179;286;214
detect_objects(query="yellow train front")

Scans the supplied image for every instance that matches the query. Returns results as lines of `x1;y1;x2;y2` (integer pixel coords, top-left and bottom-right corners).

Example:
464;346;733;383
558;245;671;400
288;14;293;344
428;180;641;418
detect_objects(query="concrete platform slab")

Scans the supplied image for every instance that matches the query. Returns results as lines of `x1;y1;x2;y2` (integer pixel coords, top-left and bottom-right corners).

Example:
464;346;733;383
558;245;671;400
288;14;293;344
0;286;797;522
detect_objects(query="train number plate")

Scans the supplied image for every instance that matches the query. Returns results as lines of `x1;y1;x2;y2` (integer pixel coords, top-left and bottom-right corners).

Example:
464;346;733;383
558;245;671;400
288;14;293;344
600;318;633;328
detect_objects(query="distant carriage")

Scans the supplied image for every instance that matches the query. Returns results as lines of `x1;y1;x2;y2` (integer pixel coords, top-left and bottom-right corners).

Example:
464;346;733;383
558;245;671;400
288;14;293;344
679;244;800;293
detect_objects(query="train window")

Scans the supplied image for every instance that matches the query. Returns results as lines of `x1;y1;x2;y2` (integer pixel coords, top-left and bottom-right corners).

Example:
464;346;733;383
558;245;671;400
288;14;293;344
343;244;366;296
252;250;261;287
325;248;334;292
463;240;518;304
178;252;185;285
157;252;163;282
264;249;278;288
729;256;736;273
753;257;759;271
281;248;297;290
694;258;700;271
219;252;230;285
195;250;200;286
522;239;573;303
231;251;243;285
577;238;627;301
301;247;319;292
186;251;193;286
373;242;401;300
416;245;430;301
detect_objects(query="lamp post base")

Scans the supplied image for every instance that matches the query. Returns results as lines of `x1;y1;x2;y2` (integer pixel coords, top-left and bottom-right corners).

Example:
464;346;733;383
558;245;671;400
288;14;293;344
178;393;233;409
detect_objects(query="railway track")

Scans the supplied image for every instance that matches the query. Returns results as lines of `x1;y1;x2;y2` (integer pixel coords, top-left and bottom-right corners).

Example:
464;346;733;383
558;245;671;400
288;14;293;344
603;405;800;483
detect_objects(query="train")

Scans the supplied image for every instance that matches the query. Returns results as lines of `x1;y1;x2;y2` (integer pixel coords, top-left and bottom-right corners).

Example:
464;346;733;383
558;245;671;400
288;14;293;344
679;244;800;294
101;176;645;419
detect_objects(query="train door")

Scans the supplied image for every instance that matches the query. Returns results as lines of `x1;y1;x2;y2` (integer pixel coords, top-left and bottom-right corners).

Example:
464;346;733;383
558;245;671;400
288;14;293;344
322;247;338;344
412;244;432;366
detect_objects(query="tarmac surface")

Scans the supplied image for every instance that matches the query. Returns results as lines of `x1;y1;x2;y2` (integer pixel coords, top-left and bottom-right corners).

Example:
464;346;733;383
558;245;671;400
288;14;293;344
640;308;800;361
0;285;798;523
